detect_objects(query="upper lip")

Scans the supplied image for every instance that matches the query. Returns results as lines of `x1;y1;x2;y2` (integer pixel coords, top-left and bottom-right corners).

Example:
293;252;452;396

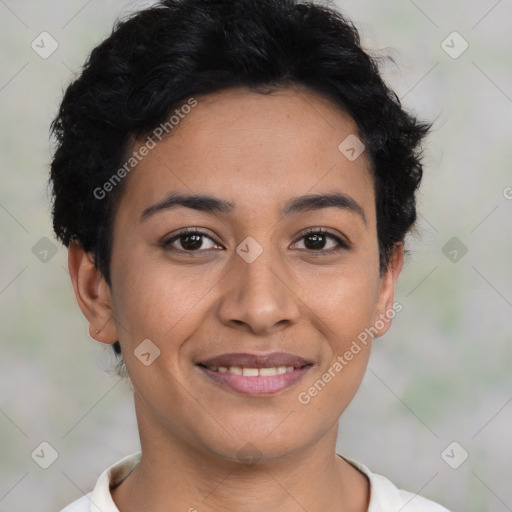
198;352;312;369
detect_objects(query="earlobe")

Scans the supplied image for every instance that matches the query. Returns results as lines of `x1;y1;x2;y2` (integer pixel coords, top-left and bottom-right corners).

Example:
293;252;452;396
68;240;118;345
374;243;404;338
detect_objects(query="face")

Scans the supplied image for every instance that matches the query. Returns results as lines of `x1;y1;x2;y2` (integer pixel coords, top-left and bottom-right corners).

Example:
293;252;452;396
71;86;402;463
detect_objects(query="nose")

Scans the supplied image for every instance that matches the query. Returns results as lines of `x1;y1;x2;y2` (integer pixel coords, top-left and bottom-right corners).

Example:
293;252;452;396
216;243;301;336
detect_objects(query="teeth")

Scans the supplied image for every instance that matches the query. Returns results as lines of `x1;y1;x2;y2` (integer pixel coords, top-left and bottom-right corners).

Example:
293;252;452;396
206;365;298;376
259;367;278;376
242;368;259;376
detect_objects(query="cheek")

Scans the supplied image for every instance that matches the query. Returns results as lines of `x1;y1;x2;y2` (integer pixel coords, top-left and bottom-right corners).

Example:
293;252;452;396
300;262;380;336
298;261;380;384
110;251;220;349
295;271;378;413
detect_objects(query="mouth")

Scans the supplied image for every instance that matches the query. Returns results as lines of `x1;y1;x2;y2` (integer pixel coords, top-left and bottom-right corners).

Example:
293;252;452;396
196;352;313;396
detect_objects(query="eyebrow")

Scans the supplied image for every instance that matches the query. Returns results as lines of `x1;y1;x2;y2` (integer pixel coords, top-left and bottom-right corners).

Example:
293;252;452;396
140;191;367;224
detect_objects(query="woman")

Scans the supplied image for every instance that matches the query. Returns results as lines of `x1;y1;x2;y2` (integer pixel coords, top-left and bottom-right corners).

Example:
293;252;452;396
50;0;450;510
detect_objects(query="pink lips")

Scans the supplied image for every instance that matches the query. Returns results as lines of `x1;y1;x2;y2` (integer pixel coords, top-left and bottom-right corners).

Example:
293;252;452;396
197;352;313;396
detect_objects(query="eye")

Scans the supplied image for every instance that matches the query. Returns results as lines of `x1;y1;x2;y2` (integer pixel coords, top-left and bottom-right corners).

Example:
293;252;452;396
291;228;350;254
160;227;350;255
160;228;221;253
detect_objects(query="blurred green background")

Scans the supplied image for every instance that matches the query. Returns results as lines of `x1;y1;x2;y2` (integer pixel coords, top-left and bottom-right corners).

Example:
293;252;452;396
0;0;511;510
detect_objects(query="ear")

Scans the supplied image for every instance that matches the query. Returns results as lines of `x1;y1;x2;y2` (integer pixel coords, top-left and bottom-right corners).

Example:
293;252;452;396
373;243;404;338
67;240;118;344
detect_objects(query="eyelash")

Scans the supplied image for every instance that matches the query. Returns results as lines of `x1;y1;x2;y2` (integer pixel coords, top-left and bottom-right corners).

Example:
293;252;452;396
160;227;350;255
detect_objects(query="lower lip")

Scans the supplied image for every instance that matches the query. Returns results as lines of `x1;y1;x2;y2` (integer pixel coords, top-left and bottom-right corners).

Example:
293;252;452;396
197;365;312;396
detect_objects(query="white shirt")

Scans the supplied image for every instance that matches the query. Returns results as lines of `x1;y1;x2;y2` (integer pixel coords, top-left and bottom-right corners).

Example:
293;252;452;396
60;452;451;512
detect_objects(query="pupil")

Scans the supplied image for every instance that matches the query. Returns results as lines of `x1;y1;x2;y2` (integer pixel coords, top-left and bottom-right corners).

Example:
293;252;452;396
305;233;325;250
182;234;202;250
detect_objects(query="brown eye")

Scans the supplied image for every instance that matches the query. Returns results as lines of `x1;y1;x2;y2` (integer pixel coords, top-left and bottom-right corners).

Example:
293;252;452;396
304;232;329;250
178;232;204;250
161;228;220;252
293;228;349;253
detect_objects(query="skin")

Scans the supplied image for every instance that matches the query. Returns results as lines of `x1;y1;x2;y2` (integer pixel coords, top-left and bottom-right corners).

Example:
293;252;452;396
68;85;403;512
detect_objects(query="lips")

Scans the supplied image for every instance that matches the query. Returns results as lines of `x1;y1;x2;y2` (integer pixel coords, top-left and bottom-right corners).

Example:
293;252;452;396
196;352;313;396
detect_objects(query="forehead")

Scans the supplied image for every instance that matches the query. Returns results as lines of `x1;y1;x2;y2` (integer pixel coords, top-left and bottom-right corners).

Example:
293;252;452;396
115;86;375;225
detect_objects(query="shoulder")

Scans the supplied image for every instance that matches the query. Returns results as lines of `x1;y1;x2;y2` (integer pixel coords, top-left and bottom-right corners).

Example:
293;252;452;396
58;452;142;512
343;456;451;512
367;470;451;511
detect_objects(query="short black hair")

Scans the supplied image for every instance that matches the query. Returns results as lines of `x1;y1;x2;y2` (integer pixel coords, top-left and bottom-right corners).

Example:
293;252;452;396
49;0;430;361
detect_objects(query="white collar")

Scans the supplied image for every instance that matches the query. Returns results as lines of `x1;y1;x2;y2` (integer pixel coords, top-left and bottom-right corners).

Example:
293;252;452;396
65;451;449;512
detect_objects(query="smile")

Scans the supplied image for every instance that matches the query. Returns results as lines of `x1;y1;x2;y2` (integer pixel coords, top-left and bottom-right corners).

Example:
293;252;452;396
203;365;297;376
197;363;312;395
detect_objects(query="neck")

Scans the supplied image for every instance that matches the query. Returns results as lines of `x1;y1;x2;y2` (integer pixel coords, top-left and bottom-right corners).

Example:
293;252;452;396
111;398;369;512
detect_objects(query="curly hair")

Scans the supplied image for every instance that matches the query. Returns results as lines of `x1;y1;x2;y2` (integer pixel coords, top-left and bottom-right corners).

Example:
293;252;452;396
49;0;430;362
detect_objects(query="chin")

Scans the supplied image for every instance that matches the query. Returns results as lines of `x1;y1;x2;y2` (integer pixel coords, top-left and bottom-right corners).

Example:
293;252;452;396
195;421;315;465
